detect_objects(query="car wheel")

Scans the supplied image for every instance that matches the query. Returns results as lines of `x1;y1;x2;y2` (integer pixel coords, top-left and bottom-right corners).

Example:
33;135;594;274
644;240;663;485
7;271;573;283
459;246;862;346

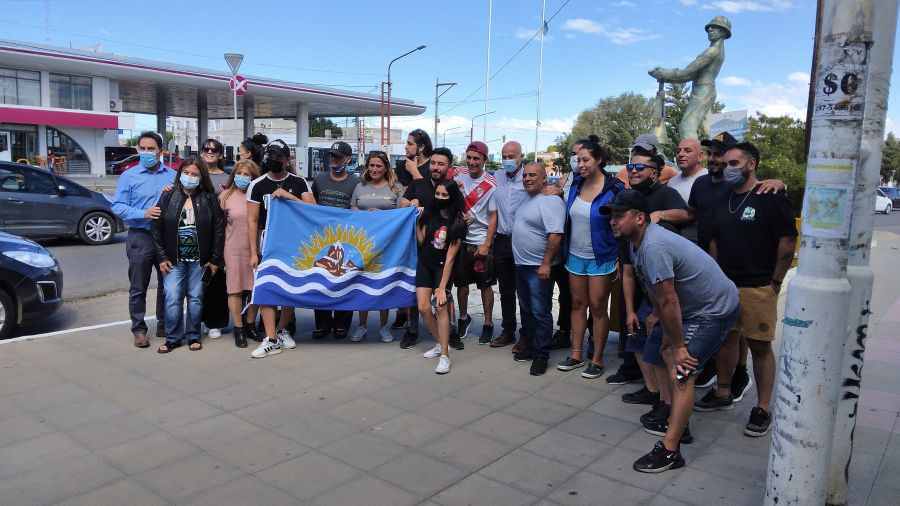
886;204;892;215
79;212;115;245
0;289;14;339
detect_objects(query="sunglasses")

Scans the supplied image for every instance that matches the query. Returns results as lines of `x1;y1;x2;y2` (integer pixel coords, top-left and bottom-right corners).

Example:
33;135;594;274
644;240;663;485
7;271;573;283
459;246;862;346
201;146;221;154
626;163;656;172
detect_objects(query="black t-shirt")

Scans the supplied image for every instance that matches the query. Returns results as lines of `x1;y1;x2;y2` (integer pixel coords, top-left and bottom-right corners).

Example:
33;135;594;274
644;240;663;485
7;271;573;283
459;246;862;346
403;177;442;209
688;174;731;252
709;188;797;287
619;182;688;265
419;213;453;267
395;159;430;187
246;173;310;229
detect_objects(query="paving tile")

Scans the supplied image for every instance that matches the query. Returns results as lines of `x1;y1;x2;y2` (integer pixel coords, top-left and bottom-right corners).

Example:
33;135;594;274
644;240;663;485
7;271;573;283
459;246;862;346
523;428;612;469
867;484;900;506
9;381;98;413
184;474;299;506
547;470;655;505
168;413;263;450
586;391;652;423
193;381;277;412
230;395;312;430
556;410;641;446
136;397;223;429
256;450;362;500
320;431;409;470
277;382;359;411
467;411;548;446
454;381;532;410
419;396;494;427
5;454;125;505
369;412;455;448
0;396;25;421
56;477;169;506
664;467;765;506
586;445;678;494
480;448;580;497
848;451;883;485
67;412;159;451
133;452;244;504
874;456;900;488
504;395;582;427
647;494;693;506
210;430;310;474
327;398;403;428
37;397;127;430
845;478;874;506
102;384;187;413
370;382;443;411
310;475;421;506
886;433;900;460
272;410;361;449
0;432;89;477
99;432;201;475
422;429;514;471
374;452;467;496
533;380;603;410
328;370;397;395
432;473;538;506
0;413;55;447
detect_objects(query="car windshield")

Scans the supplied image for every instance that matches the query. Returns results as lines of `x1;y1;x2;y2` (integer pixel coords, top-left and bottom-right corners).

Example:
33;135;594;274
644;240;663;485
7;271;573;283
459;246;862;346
879;187;899;197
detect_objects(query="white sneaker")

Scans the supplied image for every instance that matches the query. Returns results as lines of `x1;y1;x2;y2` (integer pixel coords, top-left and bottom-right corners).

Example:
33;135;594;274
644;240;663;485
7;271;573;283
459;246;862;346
251;338;281;358
208;328;222;339
276;329;296;349
435;355;451;374
350;326;367;342
379;326;394;343
423;344;442;359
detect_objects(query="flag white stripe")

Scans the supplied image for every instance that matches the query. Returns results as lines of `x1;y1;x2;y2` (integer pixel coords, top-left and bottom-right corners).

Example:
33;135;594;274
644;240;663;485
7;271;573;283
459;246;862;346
257;259;416;281
254;275;415;297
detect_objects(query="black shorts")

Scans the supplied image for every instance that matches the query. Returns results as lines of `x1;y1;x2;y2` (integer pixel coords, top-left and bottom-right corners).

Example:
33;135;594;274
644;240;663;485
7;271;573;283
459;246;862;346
416;261;454;291
452;243;497;289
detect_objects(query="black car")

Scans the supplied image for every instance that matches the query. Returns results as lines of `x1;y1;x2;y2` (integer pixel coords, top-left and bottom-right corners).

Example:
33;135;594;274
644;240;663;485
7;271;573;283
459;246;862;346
1;161;126;245
0;232;63;338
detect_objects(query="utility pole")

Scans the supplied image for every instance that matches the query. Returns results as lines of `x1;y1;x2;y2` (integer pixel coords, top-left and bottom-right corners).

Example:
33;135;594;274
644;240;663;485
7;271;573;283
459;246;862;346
483;0;493;142
827;1;898;504
470;111;495;145
434;79;457;143
534;0;547;158
766;1;896;504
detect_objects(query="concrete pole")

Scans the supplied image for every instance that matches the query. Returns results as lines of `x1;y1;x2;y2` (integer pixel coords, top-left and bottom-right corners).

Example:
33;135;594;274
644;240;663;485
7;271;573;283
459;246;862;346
765;1;876;504
827;1;898;504
296;103;309;179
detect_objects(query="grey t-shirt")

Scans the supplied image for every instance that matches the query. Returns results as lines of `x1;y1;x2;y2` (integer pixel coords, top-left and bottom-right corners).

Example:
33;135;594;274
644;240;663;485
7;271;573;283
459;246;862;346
312;172;360;208
350;182;404;210
512;194;566;266
630;223;738;320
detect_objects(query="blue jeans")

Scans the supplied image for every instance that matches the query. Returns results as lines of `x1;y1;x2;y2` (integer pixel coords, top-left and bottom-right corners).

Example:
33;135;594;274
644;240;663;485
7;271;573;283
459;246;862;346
163;261;204;343
643;307;740;372
515;265;554;359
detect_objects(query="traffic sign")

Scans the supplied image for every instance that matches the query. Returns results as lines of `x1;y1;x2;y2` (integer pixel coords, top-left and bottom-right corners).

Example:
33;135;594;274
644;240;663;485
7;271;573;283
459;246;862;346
229;75;249;96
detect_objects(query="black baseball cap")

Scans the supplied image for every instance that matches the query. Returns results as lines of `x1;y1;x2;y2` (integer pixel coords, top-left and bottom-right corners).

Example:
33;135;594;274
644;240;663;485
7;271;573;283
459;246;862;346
329;141;353;159
599;189;652;215
700;131;737;152
265;139;291;158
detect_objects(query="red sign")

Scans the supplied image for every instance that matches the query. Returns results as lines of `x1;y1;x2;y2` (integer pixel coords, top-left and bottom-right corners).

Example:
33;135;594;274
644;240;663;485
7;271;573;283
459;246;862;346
229;75;249;96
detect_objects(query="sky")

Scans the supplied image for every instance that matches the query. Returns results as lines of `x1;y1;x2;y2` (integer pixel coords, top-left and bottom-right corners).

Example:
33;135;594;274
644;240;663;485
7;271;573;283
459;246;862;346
2;0;899;156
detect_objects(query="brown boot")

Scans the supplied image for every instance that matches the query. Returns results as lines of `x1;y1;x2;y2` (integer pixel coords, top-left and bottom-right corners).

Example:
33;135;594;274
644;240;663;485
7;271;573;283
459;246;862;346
134;332;150;348
491;330;515;348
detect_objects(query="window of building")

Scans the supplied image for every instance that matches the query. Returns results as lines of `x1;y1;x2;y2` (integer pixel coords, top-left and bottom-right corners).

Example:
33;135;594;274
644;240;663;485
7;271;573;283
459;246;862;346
49;73;92;110
0;68;41;106
46;127;91;174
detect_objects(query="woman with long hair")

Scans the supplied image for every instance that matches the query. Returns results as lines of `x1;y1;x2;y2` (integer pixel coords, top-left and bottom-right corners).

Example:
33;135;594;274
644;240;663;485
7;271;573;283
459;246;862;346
219;159;262;348
151;157;225;353
349;151;405;343
237;133;268;165
558;134;624;378
417;180;466;374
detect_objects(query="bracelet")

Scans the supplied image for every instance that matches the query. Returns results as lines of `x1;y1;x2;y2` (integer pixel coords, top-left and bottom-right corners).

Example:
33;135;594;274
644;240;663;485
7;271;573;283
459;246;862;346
771;278;782;285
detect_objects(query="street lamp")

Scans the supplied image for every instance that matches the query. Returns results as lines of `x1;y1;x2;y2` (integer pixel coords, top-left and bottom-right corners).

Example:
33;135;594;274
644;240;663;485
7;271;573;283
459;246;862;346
470;110;495;144
442;126;463;147
224;53;244;142
381;45;426;150
434;80;457;142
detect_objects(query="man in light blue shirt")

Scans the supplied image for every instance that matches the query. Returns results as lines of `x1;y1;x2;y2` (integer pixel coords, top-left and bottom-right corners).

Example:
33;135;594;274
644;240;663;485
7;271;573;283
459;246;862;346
111;131;176;347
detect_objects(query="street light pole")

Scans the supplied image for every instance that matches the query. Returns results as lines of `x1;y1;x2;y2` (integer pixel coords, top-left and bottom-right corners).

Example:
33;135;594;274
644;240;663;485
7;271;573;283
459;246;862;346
382;45;426;151
435;79;457;143
470;111;495;144
442;126;462;147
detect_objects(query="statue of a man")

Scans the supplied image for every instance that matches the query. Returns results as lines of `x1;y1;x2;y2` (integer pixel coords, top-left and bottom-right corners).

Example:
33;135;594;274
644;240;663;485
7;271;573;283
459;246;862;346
649;16;731;140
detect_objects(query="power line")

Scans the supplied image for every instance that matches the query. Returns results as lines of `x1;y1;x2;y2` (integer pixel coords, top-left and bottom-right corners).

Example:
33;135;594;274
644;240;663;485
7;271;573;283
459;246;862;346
441;90;538;106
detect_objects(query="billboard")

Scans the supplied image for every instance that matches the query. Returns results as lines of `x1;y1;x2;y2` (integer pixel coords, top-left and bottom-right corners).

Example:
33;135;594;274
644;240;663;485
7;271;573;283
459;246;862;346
710;109;748;141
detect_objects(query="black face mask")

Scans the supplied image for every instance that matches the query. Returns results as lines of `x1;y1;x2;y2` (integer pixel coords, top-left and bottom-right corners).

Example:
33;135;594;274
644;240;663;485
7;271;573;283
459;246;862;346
433;197;451;210
264;158;284;174
631;177;654;194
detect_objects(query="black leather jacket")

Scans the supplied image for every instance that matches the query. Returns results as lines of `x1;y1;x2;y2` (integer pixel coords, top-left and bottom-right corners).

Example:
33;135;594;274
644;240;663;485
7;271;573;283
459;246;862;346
151;188;225;266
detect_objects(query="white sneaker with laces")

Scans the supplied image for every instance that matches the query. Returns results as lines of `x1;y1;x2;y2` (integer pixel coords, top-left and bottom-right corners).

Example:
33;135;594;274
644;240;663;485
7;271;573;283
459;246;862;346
379;326;394;343
350;326;367;342
423;344;442;359
276;329;296;349
435;355;451;374
208;328;222;339
251;338;281;359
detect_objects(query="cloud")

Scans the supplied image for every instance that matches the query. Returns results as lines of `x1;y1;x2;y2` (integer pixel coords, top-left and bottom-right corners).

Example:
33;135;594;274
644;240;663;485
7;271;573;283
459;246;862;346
718;74;809;119
615;0;638;8
788;71;810;83
562;18;659;45
515;27;553;41
685;0;794;13
721;76;752;86
680;0;699;5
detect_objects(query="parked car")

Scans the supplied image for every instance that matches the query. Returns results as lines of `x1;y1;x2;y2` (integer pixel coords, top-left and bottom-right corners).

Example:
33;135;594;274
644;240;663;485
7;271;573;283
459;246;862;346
0;161;126;245
105;146;136;162
106;153;138;175
878;186;900;207
113;154;183;175
0;231;63;338
875;188;892;214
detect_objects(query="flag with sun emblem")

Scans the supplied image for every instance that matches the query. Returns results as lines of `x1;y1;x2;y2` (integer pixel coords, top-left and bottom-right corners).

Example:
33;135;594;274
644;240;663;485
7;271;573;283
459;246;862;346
252;199;418;310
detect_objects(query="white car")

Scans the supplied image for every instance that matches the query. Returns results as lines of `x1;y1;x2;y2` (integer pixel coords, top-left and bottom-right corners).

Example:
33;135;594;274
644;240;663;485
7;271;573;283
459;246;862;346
875;188;892;214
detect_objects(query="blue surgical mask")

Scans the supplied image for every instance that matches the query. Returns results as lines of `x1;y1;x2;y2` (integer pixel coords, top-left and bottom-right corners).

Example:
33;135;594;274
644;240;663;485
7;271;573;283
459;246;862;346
501;159;518;172
569;155;578;172
234;175;252;190
331;162;346;173
180;175;200;190
139;151;158;168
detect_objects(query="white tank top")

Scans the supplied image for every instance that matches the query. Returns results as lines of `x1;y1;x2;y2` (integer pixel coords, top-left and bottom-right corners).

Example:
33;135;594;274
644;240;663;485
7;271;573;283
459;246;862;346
568;197;594;259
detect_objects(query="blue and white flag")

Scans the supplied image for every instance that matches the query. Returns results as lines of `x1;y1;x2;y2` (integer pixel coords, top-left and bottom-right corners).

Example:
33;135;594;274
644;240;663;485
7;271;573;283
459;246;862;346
252;199;418;311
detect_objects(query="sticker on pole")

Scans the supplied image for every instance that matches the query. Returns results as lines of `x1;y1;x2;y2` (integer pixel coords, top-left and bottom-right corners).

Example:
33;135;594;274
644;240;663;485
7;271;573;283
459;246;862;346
812;43;868;122
801;158;855;239
229;75;249;96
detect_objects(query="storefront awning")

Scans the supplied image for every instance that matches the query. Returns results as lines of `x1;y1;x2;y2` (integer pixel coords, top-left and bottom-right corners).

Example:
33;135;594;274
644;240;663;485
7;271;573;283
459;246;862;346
0;105;120;129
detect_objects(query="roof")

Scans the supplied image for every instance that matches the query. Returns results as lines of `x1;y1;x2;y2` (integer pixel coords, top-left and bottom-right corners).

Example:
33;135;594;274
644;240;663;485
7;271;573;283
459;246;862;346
0;39;426;120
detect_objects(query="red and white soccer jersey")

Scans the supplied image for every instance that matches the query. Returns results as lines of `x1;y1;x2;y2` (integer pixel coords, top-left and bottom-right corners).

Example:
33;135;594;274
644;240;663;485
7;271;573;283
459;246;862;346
452;167;498;245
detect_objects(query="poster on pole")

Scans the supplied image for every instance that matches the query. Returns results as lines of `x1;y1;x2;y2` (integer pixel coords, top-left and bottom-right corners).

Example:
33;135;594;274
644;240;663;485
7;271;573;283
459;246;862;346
801;158;855;239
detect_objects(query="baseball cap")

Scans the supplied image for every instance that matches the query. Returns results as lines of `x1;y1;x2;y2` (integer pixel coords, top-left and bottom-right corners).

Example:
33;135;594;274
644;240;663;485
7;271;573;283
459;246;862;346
329;141;353;159
599;189;652;216
701;131;737;152
265;139;291;158
465;141;489;158
632;133;659;153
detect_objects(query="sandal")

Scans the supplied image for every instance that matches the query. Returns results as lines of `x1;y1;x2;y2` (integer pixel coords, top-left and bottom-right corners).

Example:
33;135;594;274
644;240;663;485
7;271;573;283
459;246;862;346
158;341;182;354
188;340;203;351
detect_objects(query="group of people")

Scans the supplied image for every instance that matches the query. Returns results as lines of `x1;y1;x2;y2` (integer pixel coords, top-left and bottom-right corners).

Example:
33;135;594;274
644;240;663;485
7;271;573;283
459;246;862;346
111;126;797;473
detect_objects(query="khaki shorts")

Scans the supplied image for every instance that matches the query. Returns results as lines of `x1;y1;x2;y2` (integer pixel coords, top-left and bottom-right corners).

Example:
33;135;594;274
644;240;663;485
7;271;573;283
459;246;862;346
731;285;778;342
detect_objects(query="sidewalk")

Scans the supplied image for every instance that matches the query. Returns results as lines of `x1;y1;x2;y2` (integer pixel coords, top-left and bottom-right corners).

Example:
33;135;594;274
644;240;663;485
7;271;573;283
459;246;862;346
0;236;897;505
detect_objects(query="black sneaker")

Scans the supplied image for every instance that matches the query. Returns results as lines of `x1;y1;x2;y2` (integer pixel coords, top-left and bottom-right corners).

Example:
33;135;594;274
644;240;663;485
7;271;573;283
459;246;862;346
312;327;330;340
695;365;718;389
513;348;534;362
530;357;549;376
399;331;418;349
642;420;694;445
581;363;605;379
640;401;671;425
556;356;585;371
458;315;473;338
390;311;408;329
605;371;644;385
449;332;465;350
633;441;685;473
478;325;493;345
744;407;772;437
550;329;571;350
622;386;660;405
693;389;734;412
731;366;753;402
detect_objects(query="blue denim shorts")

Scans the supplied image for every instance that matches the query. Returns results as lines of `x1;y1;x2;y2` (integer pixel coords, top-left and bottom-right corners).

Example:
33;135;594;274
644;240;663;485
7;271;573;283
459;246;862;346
565;255;617;277
641;308;740;372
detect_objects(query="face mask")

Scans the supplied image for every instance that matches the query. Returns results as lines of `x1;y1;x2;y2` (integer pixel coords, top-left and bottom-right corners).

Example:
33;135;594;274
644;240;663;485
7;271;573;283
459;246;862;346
631;177;654;193
433;197;451;210
723;166;748;186
331;161;346;173
569;155;579;172
139;151;158;168
263;158;284;174
501;159;518;172
234;175;252;190
180;175;200;190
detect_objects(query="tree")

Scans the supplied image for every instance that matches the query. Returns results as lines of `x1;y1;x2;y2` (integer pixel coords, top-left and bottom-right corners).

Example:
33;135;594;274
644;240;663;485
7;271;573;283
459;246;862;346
568;92;656;164
123;132;174;147
880;132;900;184
309;117;343;138
743;113;807;210
661;83;725;158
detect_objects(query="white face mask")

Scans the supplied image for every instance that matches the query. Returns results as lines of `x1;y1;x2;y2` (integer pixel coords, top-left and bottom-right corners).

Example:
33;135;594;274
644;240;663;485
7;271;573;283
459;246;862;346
569;155;579;172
